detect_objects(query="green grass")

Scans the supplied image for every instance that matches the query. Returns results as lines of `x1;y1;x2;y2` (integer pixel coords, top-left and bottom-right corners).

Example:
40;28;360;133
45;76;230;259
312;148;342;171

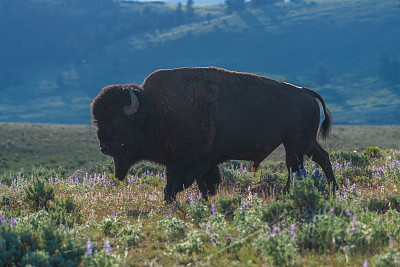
0;123;107;174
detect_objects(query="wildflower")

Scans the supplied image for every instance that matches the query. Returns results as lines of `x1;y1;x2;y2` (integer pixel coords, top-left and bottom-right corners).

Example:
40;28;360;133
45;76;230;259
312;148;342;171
343;188;348;197
352;215;356;222
211;204;217;215
104;239;112;254
0;214;6;226
346;180;350;187
329;208;335;214
112;211;116;221
189;194;194;203
352;183;357;191
345;209;351;217
362;260;369;267
289;224;296;233
198;192;203;200
253;192;258;198
10;218;15;228
352;226;358;231
211;238;217;246
242;202;249;209
226;235;232;244
86;239;93;255
168;214;172;220
272;227;281;234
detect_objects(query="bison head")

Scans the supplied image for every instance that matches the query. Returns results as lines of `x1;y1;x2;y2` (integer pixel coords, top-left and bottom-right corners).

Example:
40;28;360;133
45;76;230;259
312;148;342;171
91;84;151;181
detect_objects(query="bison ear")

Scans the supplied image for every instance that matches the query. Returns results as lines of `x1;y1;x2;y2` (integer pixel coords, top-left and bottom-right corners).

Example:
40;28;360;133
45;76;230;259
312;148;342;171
123;88;139;115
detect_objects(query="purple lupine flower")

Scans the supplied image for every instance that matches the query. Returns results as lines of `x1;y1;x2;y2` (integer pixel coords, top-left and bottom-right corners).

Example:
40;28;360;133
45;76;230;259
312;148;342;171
211;204;217;215
211;238;217;246
352;226;358;231
343;188;348;197
104;239;112;254
86;239;93;255
329;208;335;214
226;235;232;244
362;260;369;267
112;211;116;221
0;214;6;226
10;218;15;228
346;180;350;187
352;183;357;191
242;202;249;209
352;215;357;222
293;172;298;180
198;192;203;200
289;224;296;233
189;193;194;203
168;214;172;220
345;209;351;217
272;227;281;234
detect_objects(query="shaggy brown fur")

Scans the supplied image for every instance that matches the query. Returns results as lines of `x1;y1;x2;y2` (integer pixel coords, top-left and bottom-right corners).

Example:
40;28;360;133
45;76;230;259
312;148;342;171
91;67;337;201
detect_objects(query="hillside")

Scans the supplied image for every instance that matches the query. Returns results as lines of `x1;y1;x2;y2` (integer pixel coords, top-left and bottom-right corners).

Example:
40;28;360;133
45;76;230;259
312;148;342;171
0;0;399;124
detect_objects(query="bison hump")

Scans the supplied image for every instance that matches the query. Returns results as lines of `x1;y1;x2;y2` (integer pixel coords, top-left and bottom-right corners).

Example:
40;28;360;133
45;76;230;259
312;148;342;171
143;68;218;160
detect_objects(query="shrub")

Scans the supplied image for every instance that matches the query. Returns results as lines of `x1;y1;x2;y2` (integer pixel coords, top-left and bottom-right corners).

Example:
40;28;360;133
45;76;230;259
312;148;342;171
202;213;228;247
254;225;298;266
117;223;141;246
285;175;325;220
261;200;291;225
366;197;388;213
99;214;122;237
51;196;84;227
23;177;55;211
216;195;242;219
173;229;204;254
188;199;209;224
234;202;263;240
158;217;185;241
363;146;382;159
0;211;85;266
330;151;369;167
374;247;400;267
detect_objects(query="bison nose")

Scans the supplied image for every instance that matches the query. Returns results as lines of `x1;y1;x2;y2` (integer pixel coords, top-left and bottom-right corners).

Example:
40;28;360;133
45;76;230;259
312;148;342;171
100;145;109;154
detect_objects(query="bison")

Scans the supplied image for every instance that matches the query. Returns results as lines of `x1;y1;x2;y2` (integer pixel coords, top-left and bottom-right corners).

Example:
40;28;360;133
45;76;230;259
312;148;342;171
91;67;338;202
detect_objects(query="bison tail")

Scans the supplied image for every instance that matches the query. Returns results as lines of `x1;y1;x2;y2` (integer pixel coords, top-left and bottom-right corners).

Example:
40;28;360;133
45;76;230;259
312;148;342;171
305;88;332;140
319;107;332;140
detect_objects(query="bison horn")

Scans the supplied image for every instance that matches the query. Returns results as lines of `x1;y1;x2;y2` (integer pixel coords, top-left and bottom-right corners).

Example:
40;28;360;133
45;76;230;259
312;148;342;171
123;88;139;115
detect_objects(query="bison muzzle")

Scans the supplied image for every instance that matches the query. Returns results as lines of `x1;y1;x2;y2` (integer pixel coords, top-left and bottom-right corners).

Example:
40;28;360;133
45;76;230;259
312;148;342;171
91;67;338;202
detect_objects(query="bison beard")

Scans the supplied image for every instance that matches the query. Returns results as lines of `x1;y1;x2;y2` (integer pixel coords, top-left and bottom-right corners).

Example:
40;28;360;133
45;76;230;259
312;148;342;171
91;67;338;202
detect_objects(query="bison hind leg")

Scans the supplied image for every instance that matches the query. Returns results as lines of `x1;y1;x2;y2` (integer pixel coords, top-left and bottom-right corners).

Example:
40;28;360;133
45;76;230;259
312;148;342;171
197;165;222;200
308;142;338;193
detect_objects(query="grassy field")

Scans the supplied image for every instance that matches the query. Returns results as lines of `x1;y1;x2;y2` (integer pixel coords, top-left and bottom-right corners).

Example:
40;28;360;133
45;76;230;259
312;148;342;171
1;124;400;265
1;123;399;174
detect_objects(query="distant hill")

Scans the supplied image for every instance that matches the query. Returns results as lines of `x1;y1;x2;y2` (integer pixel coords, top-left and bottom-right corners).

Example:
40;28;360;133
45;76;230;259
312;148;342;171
0;0;399;125
135;0;224;4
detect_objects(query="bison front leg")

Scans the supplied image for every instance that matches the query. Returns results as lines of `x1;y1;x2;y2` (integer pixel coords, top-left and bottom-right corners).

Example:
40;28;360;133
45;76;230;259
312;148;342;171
197;165;221;200
164;158;212;202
